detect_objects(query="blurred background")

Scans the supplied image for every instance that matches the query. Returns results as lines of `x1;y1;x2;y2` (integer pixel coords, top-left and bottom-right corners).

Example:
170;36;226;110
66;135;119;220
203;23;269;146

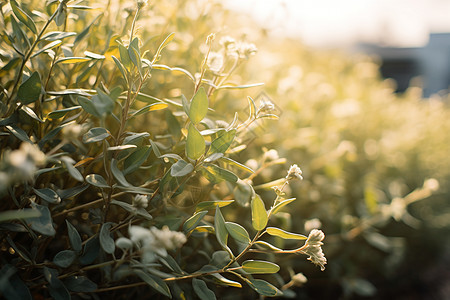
213;0;450;299
225;0;450;96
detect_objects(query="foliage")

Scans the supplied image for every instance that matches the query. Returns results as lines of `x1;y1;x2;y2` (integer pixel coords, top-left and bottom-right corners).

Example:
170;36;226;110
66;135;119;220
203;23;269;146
0;0;326;299
2;0;450;299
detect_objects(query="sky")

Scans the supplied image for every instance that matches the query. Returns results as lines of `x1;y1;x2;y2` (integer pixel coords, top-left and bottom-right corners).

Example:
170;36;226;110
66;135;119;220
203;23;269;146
223;0;450;48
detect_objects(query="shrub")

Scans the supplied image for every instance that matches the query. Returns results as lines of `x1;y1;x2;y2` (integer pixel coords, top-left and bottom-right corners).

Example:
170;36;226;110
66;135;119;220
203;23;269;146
0;0;326;299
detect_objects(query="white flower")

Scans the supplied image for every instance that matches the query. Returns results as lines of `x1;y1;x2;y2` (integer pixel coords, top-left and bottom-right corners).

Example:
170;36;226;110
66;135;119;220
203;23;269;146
128;225;186;263
132;194;148;209
263;149;279;162
115;237;133;251
299;229;327;271
258;99;275;114
286;164;303;181
207;52;224;74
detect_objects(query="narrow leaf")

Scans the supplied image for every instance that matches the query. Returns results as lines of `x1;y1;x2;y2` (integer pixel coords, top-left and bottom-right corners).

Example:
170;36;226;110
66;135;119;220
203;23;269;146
214;206;232;257
170;159;194;177
66;220;82;252
85;174;109;188
135;270;172;298
242;260;280;274
251;194;268;231
111;159;131;187
10;0;37;34
192;278;217;300
208;129;236;155
247;279;282;297
183;210;208;233
99;223;115;254
271;198;296;214
18;72;41;105
265;227;307;240
53;250;77;268
225;222;250;244
186;123;205;160
33;188;61;204
189;87;208;124
55;57;91;64
195;200;234;212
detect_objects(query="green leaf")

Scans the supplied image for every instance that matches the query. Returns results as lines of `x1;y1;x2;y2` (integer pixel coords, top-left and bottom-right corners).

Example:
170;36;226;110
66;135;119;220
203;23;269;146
210;273;242;288
48;89;93;97
192;278;217;300
63;276;97;292
123;132;150;145
42;31;77;41
128;37;141;69
33;188;61;204
153;32;175;63
32;40;62;58
251;194;268;231
189;87;208;124
217;82;264;90
85;174;110;188
247;279;282;297
171;159;194;177
254;241;282;251
53;250;77;268
99;223;115;254
55;57;91;64
135;270;172;298
242;260;280;274
83;127;110;143
130;103;168;118
195;200;234;212
186;123;205;160
271;198;296;214
221;157;255;174
5;124;32;143
27;203;55;236
46;106;81;120
118;43;132;69
61;156;84;182
110;200;152;220
111;159;131;187
234;179;255;207
0;264;32;300
225;222;251;244
44;267;71;300
66;220;82;252
123;146;151;175
10;0;37;34
84;51;105;60
112;55;128;82
214;206;233;257
265;227;307;240
79;236;100;265
74;13;102;44
21;105;43;123
183;210;208;233
202;164;238;183
208;129;236;155
18;72;41;105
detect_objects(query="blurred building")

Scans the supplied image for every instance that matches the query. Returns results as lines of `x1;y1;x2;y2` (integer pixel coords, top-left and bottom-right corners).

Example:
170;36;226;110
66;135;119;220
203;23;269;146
356;33;450;97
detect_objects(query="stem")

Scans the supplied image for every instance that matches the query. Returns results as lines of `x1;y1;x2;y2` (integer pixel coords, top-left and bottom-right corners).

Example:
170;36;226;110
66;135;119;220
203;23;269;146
5;3;61;111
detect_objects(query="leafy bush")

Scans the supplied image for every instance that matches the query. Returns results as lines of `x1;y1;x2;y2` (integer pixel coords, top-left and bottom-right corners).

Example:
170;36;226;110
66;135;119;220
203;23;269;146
0;0;326;299
2;0;450;299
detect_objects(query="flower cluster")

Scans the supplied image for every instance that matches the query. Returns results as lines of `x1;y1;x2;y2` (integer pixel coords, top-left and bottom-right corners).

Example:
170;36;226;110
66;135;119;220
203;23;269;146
120;225;187;264
0;143;46;192
299;229;327;271
286;164;303;181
